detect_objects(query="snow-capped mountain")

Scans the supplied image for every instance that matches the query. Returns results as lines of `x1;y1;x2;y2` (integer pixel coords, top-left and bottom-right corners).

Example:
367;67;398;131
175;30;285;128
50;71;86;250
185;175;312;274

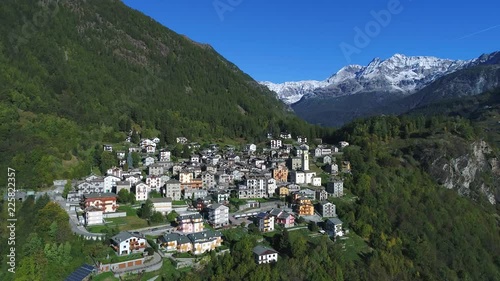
261;53;473;104
285;51;499;128
260;80;329;104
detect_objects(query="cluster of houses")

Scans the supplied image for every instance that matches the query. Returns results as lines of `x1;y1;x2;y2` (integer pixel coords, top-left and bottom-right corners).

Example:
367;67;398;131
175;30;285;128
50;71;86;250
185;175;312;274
68;134;351;261
157;213;224;255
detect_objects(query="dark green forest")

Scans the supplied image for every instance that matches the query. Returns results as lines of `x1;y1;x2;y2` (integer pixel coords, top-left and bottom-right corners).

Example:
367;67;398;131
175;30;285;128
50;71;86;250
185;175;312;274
0;0;329;188
0;195;119;281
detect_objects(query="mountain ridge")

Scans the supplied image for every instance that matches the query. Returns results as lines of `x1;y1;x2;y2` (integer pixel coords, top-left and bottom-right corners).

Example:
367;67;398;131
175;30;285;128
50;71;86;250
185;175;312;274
261;52;497;104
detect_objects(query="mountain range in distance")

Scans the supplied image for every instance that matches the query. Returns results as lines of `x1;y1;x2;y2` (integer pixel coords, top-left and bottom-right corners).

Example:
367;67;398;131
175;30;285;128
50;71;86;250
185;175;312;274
261;52;500;127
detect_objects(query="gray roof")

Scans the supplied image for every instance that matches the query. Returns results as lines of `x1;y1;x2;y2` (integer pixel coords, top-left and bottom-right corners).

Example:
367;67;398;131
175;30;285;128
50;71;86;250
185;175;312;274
177;213;203;220
150;197;172;203
158;233;191;245
256;212;270;219
269;208;284;217
206;203;228;211
166;179;181;184
187;230;222;243
83;193;117;199
277;211;293;219
111;231;144;243
116;181;130;185
327;217;343;225
253;245;278;256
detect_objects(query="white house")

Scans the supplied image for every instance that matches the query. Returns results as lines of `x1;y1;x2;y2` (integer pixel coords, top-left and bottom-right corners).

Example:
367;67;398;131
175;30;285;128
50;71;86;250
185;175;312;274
291;170;305;184
104;175;121;193
246;144;257;154
267;178;277;196
201;172;216;189
305;171;317;184
297;136;307;144
146;176;163;192
326;180;344;197
123;174;141;185
143;156;155;167
183;188;208;200
159;150;171;162
165;179;182;201
325;217;343;237
312;177;322;187
110;231;147;256
280;132;292;139
106;167;123;178
151;197;172;215
179;171;193;184
84;206;103;226
135;183;148;201
176;137;188;144
149;164;164;176
339;141;350;148
253;245;278;264
145;144;156;154
190;155;200;164
314;146;332;157
206;204;229;228
116;151;126;159
270;139;282;149
318;201;336;218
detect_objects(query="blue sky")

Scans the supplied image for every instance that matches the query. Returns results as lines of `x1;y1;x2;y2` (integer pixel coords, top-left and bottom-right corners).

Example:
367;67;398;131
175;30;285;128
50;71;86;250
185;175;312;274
123;0;500;83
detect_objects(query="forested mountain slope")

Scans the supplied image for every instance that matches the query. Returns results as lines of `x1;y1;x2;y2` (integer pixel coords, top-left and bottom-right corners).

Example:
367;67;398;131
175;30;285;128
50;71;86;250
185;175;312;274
0;0;322;188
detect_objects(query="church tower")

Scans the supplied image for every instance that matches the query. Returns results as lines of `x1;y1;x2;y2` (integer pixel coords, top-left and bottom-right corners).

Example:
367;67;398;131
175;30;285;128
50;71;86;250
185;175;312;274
302;149;309;171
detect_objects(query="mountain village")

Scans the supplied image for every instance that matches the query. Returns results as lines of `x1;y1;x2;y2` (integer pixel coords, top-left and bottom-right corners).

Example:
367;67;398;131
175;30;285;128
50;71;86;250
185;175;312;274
57;132;355;279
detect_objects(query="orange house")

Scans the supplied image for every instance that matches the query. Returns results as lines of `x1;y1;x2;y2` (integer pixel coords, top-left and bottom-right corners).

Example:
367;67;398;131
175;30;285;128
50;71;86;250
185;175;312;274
295;196;314;216
273;166;289;183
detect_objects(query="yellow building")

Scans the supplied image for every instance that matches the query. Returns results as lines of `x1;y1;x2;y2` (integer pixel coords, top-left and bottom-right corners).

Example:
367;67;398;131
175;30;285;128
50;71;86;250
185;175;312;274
279;186;289;198
295;196;314;216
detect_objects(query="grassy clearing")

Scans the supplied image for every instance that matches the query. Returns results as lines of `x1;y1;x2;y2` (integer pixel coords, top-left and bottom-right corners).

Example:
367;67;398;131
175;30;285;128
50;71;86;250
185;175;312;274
87;224;109;233
117;205;139;216
172;200;187;206
92;271;119;281
328;189;358;205
336;232;372;261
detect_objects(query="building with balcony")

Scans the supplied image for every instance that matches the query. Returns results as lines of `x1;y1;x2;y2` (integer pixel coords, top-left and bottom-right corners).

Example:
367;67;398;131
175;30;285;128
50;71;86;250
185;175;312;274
206;204;229;228
81;193;118;213
177;213;204;233
256;212;275;232
295;196;314;216
110;231;147;256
